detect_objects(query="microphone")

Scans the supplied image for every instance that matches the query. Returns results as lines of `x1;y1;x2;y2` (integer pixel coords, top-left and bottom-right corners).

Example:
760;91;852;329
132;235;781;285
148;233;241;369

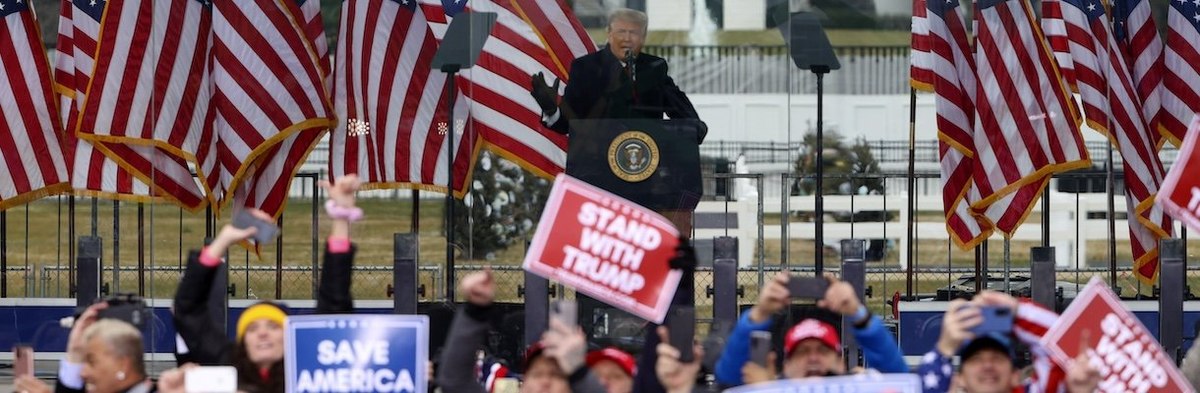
623;48;637;103
624;49;635;81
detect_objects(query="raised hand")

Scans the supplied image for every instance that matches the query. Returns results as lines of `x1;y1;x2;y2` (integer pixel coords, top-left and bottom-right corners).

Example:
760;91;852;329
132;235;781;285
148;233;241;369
750;271;790;323
459;268;495;307
204;209;269;260
656;326;702;393
936;299;982;357
817;273;861;317
530;72;560;115
67;302;109;363
320;174;362;209
542;318;586;375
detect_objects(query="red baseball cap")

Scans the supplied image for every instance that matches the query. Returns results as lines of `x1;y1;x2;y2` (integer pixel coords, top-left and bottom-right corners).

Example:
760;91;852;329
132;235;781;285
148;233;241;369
586;347;637;376
784;319;841;356
523;342;549;371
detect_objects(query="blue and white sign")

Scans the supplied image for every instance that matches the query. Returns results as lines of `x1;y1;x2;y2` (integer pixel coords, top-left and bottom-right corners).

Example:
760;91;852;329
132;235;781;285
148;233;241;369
723;374;922;393
285;315;429;393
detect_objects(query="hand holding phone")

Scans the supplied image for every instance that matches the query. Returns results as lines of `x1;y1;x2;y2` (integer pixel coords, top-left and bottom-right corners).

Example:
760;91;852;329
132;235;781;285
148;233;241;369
550;301;577;328
787;276;830;300
749;331;772;367
13;345;33;378
232;209;279;245
969;305;1013;336
667;307;695;363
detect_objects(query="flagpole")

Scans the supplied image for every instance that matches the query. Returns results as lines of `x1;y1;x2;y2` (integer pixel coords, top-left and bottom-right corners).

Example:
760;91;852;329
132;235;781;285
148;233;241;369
443;66;459;304
906;88;917;298
69;196;75;297
1101;0;1119;293
411;190;420;234
1;210;6;298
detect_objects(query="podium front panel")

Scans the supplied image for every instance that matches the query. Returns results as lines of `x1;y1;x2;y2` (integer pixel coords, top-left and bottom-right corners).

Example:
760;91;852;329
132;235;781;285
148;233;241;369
566;119;703;211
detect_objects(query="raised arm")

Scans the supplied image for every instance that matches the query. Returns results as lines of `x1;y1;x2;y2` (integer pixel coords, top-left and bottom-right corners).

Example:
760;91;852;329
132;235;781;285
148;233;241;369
316;174;362;314
435;269;496;393
818;274;907;373
173;219;260;365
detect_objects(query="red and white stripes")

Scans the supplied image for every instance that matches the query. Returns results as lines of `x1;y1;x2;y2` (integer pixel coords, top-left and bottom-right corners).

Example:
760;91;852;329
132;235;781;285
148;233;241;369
0;0;70;209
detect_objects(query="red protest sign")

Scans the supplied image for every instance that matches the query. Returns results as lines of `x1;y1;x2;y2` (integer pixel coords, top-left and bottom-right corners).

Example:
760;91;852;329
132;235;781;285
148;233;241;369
1158;116;1200;233
1041;277;1192;393
523;174;681;324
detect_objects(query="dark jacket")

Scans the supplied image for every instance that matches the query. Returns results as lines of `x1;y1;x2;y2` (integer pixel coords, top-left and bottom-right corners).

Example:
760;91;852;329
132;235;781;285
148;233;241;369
547;46;700;136
171;243;355;393
436;303;606;393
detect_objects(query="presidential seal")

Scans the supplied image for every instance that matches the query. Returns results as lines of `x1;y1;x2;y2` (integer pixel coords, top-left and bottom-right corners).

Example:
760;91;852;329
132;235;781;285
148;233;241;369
608;131;659;182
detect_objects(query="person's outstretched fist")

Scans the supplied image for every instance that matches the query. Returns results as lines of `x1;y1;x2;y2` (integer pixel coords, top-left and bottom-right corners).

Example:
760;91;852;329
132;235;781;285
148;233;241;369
460;268;495;307
320;174;362;209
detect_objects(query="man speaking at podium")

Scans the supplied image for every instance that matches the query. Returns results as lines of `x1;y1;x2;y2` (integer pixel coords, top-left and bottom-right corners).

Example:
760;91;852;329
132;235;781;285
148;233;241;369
529;8;705;140
529;8;706;237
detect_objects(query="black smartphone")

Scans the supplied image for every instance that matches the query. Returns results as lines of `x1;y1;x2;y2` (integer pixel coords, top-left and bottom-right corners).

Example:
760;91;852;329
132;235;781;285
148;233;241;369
232;209;279;245
550;300;577;328
787;276;830;299
667;306;695;363
750;331;772;367
13;345;33;378
98;296;148;328
970;306;1014;336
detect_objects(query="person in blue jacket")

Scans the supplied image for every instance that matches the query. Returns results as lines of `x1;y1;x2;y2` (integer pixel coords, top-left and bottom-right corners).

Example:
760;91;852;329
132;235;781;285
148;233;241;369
714;272;908;386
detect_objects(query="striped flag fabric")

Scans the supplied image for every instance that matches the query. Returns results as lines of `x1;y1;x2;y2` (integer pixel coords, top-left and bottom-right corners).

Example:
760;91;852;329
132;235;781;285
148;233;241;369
0;0;71;210
418;0;595;190
1161;0;1200;143
330;0;595;196
1112;0;1169;147
971;0;1091;236
909;0;934;91
1042;0;1172;283
210;0;333;217
286;0;329;80
910;0;992;248
328;0;464;194
54;0;160;203
72;0;213;210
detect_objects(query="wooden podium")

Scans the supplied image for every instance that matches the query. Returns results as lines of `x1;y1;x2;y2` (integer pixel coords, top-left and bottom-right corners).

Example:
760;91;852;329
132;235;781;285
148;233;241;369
565;118;704;212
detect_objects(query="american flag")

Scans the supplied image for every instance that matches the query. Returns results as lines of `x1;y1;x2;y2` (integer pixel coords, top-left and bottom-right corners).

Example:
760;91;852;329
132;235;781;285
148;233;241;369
0;0;71;210
54;0;158;202
1161;0;1200;143
71;0;213;210
210;0;333;217
1042;0;1171;283
1112;0;1170;147
910;0;992;248
972;0;1091;236
909;0;934;92
419;0;595;189
328;0;463;193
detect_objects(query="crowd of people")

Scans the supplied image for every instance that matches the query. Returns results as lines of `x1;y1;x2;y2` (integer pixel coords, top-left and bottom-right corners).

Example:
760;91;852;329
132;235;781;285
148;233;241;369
6;174;1199;393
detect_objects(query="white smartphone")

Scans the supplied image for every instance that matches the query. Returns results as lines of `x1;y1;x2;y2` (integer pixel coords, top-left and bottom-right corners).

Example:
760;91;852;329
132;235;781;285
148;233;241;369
185;366;238;393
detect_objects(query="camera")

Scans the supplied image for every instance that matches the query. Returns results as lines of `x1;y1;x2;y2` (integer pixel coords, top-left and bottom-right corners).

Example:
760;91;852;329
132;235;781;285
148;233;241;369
97;293;150;328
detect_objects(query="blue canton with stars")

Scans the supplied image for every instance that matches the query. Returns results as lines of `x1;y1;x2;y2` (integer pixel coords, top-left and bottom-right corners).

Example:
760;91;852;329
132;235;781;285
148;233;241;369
391;0;417;11
927;0;963;20
1172;0;1200;31
1110;0;1140;42
975;0;1013;12
74;0;106;23
0;0;30;18
442;0;467;17
1062;0;1108;22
